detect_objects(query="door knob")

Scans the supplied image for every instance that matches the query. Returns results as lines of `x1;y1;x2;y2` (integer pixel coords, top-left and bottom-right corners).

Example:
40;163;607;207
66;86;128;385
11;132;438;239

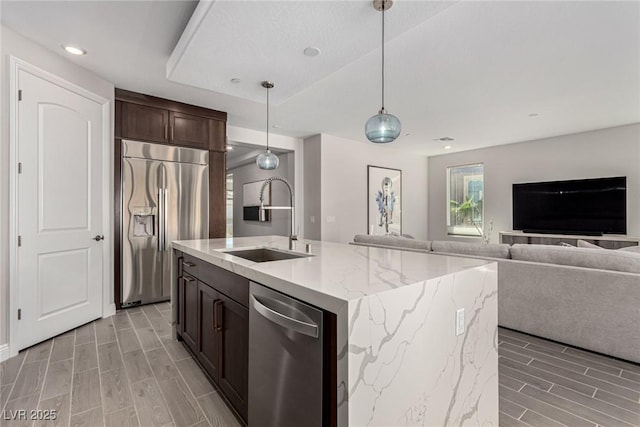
93;235;104;241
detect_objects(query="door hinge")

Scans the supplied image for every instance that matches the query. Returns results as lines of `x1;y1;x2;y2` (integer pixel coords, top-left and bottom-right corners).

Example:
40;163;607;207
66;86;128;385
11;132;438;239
18;309;21;320
18;235;22;247
18;162;22;174
18;90;22;101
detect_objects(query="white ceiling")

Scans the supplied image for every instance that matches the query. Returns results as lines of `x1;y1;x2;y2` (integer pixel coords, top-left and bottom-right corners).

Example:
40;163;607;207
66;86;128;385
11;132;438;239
2;1;639;156
167;0;454;104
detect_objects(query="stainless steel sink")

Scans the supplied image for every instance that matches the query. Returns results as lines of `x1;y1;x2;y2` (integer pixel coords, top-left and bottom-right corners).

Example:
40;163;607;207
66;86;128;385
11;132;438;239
224;248;312;263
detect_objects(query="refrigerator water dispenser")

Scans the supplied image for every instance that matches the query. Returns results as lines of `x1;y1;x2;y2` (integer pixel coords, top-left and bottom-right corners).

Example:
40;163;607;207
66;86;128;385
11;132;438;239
133;207;155;237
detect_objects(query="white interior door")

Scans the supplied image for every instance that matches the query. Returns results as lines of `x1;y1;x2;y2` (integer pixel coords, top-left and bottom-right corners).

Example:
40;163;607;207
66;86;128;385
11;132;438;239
16;68;105;350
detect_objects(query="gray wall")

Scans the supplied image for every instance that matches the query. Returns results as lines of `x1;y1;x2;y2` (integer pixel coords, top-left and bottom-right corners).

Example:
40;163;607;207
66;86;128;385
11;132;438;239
428;124;640;242
302;134;429;243
303;135;322;240
230;152;295;237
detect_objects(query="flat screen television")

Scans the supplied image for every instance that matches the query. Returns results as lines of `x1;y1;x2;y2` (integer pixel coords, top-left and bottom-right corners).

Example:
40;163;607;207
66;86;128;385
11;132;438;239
512;176;626;235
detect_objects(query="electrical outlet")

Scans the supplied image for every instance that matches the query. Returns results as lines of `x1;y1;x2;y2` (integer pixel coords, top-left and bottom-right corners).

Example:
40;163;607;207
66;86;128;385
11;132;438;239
310;216;316;223
456;308;465;336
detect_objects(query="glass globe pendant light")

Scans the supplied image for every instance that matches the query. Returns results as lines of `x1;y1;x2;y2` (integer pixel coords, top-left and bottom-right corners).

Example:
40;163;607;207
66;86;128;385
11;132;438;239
256;80;279;170
365;0;401;143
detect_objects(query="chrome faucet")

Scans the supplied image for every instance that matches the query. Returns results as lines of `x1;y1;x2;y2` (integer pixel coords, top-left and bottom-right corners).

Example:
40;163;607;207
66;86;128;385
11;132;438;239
259;177;297;250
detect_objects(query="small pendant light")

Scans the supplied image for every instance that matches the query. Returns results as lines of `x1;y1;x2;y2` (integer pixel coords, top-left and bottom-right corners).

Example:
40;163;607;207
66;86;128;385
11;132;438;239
365;0;401;143
256;81;279;170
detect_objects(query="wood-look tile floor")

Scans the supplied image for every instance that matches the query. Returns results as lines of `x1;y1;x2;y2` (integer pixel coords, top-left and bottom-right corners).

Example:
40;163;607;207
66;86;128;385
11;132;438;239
0;303;241;427
2;306;639;427
498;328;640;427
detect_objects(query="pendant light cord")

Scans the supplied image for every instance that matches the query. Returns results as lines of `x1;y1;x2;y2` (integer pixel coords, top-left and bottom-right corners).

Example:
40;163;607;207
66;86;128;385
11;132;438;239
381;0;385;112
266;85;270;150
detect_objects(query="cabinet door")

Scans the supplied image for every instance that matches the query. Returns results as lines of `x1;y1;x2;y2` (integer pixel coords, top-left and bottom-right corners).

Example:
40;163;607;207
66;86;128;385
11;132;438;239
170;111;209;149
122;103;169;143
181;274;199;352
218;295;248;421
198;282;220;381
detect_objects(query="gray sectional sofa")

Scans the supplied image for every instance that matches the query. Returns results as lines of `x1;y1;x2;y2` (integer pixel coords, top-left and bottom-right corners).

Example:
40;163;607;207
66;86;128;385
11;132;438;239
352;234;640;363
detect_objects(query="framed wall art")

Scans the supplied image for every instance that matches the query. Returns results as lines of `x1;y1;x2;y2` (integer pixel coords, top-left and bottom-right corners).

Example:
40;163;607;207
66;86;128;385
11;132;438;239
367;165;402;235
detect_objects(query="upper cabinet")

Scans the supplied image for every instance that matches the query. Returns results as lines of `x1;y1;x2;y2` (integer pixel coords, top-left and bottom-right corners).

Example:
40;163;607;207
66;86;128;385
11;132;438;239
115;88;226;152
170;111;209;149
122;103;170;144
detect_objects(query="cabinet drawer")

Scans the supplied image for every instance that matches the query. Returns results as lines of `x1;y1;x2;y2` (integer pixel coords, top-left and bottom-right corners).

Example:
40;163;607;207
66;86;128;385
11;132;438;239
181;253;200;278
199;262;249;308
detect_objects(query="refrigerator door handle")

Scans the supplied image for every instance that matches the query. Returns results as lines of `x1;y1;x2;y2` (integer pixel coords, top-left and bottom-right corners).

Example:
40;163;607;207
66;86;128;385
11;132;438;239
157;188;163;252
163;188;169;251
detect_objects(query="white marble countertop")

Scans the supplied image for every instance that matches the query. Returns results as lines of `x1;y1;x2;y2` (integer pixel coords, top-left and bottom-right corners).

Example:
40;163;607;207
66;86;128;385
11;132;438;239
173;236;491;313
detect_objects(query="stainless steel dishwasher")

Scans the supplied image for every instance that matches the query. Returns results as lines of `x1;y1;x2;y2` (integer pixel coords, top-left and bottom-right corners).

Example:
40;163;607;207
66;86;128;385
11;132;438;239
249;282;323;427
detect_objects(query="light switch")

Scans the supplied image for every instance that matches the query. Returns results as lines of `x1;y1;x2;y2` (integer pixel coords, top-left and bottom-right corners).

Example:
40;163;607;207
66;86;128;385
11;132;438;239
310;216;316;224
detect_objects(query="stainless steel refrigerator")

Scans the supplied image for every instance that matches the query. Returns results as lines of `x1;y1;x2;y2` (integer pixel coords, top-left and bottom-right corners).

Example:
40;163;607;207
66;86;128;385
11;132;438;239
121;139;209;307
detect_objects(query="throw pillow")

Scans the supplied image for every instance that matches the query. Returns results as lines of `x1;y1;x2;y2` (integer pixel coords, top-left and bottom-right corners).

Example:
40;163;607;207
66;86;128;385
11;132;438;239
577;239;600;249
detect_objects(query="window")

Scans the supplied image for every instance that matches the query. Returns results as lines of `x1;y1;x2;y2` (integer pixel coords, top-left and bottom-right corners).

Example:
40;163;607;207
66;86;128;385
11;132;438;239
226;173;233;238
447;163;484;236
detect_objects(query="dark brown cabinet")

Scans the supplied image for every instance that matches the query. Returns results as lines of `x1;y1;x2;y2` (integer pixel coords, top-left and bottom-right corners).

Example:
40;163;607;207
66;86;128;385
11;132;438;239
170;111;209;149
179;274;199;353
121;103;170;144
198;282;220;380
116;88;226;151
217;296;248;418
120;101;212;150
175;252;248;424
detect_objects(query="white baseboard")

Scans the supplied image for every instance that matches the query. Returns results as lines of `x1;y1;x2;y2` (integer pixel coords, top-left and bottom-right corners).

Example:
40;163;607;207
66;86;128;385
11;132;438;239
0;343;10;362
103;303;116;318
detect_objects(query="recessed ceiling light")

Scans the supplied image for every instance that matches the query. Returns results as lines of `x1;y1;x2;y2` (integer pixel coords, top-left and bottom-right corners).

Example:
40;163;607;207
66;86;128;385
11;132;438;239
404;133;411;137
272;124;282;129
435;136;455;142
528;113;539;117
230;78;241;84
303;47;321;57
62;45;86;55
443;145;452;150
226;145;233;151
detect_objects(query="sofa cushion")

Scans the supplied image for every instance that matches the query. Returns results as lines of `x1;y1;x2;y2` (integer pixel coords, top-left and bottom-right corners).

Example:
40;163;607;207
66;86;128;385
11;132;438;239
431;241;511;259
577;239;600;249
353;234;431;251
510;244;640;274
577;239;640;253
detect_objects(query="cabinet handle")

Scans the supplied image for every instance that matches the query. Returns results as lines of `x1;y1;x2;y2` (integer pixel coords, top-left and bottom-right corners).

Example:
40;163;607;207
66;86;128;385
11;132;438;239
214;300;224;332
183;261;196;268
212;299;217;331
182;275;196;282
170;125;174;141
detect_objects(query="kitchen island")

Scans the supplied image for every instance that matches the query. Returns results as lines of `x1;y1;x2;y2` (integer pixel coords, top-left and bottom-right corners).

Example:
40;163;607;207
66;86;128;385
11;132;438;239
172;236;498;427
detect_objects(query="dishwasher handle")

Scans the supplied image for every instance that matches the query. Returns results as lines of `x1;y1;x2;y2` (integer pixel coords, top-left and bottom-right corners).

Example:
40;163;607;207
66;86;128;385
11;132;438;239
250;295;319;338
